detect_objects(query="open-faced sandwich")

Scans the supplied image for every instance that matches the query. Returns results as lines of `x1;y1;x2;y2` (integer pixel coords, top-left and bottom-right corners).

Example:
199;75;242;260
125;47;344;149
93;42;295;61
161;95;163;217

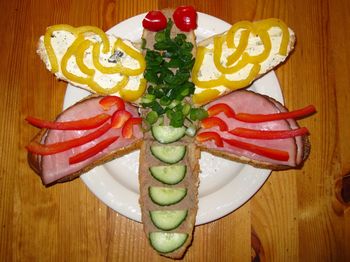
26;6;315;259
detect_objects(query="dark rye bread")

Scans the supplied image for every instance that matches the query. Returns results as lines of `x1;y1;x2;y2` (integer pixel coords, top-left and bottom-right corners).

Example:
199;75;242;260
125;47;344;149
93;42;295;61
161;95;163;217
27;94;142;186
139;8;200;258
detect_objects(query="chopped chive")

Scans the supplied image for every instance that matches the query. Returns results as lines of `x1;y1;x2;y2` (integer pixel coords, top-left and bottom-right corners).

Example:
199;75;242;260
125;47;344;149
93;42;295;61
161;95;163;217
146;111;158;125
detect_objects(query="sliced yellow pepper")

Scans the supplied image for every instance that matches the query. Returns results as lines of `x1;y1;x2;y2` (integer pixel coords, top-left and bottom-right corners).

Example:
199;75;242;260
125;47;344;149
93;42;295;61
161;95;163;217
213;35;250;74
119;78;147;102
44;24;77;73
61;36;90;85
75;39;95;76
192;46;227;88
226;30;250;66
92;40;145;76
243;29;272;64
223;64;261;90
254;18;290;55
75;26;110;54
226;21;252;49
192;89;221;105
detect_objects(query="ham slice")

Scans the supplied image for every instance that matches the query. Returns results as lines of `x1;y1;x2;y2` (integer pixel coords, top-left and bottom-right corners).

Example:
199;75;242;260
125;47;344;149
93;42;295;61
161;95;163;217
28;96;143;185
197;90;310;169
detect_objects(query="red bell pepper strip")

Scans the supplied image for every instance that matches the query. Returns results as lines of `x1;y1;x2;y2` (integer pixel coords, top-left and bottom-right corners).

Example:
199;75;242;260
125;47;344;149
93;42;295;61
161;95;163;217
25;113;111;130
201;117;229;131
69;136;119;165
235;105;316;123
229;127;309;139
26;123;111;155
222;138;289;161
207;103;235;118
111;110;132;129
122;117;142;139
196;131;224;147
99;96;125;111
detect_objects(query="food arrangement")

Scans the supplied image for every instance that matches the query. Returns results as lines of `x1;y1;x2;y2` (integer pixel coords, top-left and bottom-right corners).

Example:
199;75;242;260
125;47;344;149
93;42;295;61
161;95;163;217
26;6;316;259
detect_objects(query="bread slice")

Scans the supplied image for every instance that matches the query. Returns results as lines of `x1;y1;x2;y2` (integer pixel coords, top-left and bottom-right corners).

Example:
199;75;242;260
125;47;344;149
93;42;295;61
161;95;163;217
192;19;296;105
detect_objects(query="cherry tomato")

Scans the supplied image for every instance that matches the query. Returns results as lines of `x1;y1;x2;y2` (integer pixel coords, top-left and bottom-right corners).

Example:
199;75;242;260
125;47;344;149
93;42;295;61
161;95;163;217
172;6;197;32
142;10;167;32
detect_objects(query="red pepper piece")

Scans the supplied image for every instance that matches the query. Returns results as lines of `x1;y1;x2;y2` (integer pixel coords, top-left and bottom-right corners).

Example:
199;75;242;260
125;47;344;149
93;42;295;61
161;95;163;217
111;110;132;129
142;10;167;32
172;6;198;32
201;117;229;131
229;127;310;139
207;103;235;118
196;131;224;147
235;105;316;123
25;113;111;130
99;96;125;111
26;123;111;155
222;138;289;161
69;136;119;165
121;117;142;139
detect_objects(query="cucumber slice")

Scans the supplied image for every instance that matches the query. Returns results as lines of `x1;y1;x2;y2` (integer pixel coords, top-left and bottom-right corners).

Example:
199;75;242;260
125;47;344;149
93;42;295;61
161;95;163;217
152;126;186;144
150;145;186;164
149;232;188;253
149;165;186;185
150;210;188;231
149;187;187;206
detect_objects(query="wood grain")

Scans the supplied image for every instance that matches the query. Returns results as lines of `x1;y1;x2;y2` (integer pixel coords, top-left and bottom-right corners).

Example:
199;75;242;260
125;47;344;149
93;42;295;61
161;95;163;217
0;0;349;261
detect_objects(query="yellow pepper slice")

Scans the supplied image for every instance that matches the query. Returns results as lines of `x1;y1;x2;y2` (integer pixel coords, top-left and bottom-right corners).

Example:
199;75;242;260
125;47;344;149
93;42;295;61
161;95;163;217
44;24;77;73
213;35;250;74
92;39;145;76
192;89;221;105
61;36;90;85
119;78;147;102
223;64;261;90
75;26;110;54
75;39;95;76
242;29;271;64
226;29;250;66
192;46;226;88
226;21;252;49
254;18;289;55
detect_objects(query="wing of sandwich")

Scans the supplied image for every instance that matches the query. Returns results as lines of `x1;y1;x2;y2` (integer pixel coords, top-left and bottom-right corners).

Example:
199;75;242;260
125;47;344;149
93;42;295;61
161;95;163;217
196;90;312;170
27;95;143;185
192;19;296;105
37;25;146;102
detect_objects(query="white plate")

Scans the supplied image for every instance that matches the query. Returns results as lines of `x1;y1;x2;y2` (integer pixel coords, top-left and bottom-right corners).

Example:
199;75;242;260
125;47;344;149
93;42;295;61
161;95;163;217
63;12;284;225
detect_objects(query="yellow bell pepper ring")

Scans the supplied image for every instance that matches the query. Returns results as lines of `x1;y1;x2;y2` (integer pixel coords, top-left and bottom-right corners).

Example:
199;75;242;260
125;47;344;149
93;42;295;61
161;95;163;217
119;78;147;102
192;89;221;105
60;35;91;85
44;24;77;73
75;26;110;53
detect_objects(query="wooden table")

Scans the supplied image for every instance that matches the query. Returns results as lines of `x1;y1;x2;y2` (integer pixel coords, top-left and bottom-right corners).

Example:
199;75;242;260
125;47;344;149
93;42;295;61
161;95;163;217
1;0;349;261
